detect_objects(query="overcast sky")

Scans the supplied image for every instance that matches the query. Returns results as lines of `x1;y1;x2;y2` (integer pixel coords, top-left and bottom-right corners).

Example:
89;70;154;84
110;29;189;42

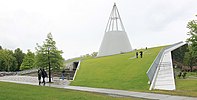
0;0;197;59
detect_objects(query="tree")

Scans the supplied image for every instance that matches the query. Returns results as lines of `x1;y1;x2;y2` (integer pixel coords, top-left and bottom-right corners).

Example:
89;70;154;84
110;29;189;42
186;15;197;71
172;44;188;64
0;46;2;50
0;49;17;71
13;48;25;71
20;50;35;70
183;48;196;71
0;49;5;71
35;33;64;82
91;52;98;57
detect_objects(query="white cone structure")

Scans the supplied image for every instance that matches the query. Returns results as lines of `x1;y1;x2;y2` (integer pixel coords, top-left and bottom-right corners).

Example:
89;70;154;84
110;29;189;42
97;3;132;57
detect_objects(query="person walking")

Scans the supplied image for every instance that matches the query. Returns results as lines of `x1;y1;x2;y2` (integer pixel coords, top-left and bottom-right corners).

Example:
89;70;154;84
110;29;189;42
38;68;42;85
182;71;187;79
41;68;47;85
178;71;182;78
62;69;66;80
140;51;143;58
136;52;138;58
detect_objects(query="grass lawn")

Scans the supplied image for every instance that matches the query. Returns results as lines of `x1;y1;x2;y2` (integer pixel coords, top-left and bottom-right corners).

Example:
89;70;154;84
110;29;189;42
71;46;163;91
70;45;197;97
0;81;140;100
176;78;197;96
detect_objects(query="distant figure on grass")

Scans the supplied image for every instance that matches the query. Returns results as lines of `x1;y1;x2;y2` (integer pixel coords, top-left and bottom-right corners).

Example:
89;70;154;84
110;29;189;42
139;51;143;58
136;52;138;58
178;71;182;78
178;71;187;79
41;68;48;85
182;71;187;79
38;68;42;85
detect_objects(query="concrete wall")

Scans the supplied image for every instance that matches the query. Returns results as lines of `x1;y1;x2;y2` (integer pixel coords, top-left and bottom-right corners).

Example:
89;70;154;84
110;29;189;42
97;31;132;57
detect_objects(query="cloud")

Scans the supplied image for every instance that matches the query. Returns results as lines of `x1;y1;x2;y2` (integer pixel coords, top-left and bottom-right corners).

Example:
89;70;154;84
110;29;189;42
0;0;197;59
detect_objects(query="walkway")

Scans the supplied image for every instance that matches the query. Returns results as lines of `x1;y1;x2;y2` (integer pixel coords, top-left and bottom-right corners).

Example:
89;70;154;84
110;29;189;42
0;75;70;88
0;75;196;100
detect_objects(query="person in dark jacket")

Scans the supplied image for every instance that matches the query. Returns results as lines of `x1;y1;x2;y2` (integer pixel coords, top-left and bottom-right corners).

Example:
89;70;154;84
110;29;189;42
41;68;47;85
139;51;143;58
62;70;66;80
38;68;42;85
136;52;138;58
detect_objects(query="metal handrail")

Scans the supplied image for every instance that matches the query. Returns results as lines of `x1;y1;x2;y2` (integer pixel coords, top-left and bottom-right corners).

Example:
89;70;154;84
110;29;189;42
146;48;164;83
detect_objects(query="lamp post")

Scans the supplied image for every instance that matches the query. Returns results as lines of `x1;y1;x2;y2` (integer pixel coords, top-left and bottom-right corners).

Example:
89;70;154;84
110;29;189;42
48;47;52;83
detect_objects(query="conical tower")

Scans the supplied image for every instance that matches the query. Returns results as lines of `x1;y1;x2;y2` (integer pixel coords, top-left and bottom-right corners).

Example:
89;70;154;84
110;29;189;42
97;3;132;57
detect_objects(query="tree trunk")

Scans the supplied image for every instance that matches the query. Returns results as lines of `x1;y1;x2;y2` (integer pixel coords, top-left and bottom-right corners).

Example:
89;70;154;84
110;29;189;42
190;66;193;72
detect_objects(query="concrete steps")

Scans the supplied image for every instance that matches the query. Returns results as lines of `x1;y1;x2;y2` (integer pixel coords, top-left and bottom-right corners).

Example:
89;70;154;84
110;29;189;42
152;42;186;90
154;52;175;90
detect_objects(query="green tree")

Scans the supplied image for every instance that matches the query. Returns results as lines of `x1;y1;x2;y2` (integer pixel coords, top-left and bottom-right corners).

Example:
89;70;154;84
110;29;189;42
35;33;64;82
183;49;196;71
13;48;25;71
0;49;5;71
91;52;98;57
20;50;35;70
172;44;188;64
186;15;197;71
0;49;17;71
0;46;2;50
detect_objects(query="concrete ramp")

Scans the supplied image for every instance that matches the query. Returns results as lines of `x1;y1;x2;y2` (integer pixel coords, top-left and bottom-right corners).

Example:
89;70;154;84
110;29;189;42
148;42;186;90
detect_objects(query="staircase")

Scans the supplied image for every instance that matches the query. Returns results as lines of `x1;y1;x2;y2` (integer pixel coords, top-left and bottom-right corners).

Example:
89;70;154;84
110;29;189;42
148;41;187;90
154;52;175;90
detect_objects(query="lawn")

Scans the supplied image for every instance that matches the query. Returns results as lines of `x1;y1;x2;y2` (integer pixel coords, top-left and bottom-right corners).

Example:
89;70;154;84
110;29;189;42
71;46;163;91
0;81;140;100
176;78;197;96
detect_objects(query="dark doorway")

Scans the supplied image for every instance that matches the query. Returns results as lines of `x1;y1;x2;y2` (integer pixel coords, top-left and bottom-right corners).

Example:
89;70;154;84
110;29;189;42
73;62;79;71
65;61;79;80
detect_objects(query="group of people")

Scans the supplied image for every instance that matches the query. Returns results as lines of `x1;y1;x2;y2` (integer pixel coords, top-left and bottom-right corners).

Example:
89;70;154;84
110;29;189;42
178;71;187;79
38;68;48;85
136;51;143;58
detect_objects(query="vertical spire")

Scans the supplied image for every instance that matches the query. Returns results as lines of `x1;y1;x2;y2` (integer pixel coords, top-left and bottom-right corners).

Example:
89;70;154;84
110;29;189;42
105;3;125;32
97;3;132;57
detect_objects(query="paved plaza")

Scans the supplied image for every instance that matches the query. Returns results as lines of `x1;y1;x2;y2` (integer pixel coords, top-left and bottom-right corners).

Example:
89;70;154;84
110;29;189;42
0;75;196;100
0;75;70;88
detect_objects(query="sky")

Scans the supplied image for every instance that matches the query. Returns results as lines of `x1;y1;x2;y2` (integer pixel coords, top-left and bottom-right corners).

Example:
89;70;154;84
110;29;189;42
0;0;197;59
